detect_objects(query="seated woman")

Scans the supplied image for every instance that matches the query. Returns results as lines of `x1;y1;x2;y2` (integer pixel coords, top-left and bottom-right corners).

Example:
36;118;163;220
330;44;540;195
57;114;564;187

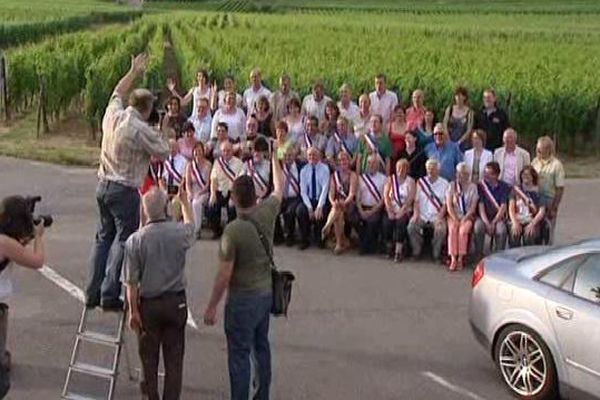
274;120;297;161
255;95;274;138
177;122;197;160
508;166;545;247
382;159;415;263
320;100;340;136
446;162;479;271
464;129;493;183
321;151;358;255
388;105;408;165
185;142;212;239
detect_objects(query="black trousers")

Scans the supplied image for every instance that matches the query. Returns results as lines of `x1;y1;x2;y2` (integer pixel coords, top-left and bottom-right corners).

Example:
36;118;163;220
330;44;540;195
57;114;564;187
138;291;187;400
275;197;301;241
208;191;236;235
382;214;410;243
357;208;382;254
296;200;330;245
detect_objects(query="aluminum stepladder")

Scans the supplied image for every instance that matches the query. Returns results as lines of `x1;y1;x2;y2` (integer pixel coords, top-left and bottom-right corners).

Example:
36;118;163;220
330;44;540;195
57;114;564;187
61;305;134;400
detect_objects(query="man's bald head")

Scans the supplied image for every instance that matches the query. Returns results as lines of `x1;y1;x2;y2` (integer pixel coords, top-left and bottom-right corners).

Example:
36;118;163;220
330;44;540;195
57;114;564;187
142;187;168;222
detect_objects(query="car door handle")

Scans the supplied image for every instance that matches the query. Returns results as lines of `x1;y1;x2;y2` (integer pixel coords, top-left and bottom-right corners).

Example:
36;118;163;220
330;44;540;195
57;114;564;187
555;307;573;320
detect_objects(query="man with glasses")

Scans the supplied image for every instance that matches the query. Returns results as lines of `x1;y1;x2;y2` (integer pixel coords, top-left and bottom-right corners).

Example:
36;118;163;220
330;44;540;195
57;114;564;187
424;123;463;182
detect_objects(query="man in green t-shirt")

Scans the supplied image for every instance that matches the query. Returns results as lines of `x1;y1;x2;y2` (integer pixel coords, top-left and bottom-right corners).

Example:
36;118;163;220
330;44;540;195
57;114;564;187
203;142;283;400
356;114;392;175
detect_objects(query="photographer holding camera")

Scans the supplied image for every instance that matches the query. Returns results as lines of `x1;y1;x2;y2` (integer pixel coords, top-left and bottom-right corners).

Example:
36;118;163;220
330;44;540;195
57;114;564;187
0;195;49;396
85;53;170;311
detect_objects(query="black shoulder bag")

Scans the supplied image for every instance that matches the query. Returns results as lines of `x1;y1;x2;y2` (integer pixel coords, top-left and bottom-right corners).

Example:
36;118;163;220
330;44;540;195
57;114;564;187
246;218;295;317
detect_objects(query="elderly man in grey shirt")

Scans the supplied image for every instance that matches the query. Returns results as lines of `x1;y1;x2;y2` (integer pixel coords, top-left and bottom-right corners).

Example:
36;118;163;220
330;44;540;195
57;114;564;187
124;185;194;400
85;53;170;311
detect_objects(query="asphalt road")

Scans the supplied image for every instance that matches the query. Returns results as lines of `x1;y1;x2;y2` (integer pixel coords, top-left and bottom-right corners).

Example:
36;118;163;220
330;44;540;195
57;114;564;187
1;156;598;400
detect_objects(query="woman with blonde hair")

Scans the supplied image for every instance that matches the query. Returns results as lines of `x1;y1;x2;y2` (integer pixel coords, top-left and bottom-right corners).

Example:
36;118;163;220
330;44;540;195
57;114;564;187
185;141;212;239
446;162;479;271
382;158;415;262
321;151;358;254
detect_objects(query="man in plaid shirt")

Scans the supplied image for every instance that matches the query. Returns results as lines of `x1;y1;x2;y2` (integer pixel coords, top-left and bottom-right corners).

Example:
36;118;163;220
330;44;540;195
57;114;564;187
85;53;170;311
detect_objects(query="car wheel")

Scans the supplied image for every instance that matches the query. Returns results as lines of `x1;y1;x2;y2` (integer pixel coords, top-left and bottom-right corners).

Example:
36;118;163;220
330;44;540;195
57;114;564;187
494;324;558;400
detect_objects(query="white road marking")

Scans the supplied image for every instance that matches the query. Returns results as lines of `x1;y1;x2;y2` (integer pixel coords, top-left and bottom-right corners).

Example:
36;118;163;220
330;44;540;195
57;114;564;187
421;371;488;400
39;265;199;330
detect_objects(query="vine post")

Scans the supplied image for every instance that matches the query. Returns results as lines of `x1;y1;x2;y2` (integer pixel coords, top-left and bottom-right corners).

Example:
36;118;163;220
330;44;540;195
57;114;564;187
0;54;9;122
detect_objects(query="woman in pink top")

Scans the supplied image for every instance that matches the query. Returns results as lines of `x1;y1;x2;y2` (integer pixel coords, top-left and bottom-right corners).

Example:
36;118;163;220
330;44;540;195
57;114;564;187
406;89;426;132
388;104;408;159
177;122;197;160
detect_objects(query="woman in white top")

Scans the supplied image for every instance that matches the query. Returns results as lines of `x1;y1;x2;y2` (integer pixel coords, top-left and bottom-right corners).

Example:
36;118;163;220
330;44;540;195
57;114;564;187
464;129;493;183
353;93;372;138
284;97;304;141
168;69;213;117
508;166;545;248
0;196;47;370
211;74;243;111
382;159;415;262
185;142;212;239
211;91;246;142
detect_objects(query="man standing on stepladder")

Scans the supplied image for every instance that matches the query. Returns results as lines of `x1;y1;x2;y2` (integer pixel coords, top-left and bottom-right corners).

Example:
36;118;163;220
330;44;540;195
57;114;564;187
203;142;284;400
85;53;170;311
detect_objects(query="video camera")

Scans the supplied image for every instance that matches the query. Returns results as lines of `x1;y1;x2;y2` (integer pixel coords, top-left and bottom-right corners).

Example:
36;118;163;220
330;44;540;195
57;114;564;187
147;90;165;127
25;196;53;228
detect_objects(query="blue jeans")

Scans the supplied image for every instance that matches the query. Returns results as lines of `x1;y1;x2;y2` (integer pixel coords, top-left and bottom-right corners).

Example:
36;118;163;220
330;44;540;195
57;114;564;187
86;180;140;304
224;291;272;400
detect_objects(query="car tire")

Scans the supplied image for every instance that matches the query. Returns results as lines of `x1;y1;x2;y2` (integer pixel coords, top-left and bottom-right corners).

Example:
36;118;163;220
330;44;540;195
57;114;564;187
494;324;558;400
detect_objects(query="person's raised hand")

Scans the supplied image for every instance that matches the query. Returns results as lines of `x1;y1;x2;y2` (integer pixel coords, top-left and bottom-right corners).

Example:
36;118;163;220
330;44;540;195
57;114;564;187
130;53;148;75
167;77;177;93
212;80;218;93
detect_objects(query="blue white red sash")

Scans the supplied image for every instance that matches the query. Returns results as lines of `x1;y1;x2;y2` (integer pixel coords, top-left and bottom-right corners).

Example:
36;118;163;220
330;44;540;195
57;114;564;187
149;162;163;184
364;132;385;167
514;185;537;214
192;160;207;189
282;161;300;196
418;177;442;212
334;131;352;155
164;157;182;184
391;173;403;207
479;180;501;213
247;158;269;193
303;132;313;148
217;157;237;182
361;173;382;203
455;181;467;216
334;170;348;199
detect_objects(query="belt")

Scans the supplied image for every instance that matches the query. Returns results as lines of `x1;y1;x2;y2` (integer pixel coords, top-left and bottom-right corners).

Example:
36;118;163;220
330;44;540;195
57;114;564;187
141;290;186;301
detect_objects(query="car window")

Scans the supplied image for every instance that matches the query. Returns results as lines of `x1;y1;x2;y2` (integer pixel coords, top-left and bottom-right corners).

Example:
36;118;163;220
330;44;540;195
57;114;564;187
538;254;587;290
573;254;600;304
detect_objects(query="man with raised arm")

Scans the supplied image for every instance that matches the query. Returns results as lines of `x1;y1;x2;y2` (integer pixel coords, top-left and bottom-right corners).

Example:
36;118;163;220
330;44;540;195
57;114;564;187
85;53;170;311
203;142;284;400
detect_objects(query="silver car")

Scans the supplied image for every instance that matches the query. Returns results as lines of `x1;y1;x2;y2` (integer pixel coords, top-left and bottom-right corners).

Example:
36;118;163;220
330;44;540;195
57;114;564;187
469;238;600;399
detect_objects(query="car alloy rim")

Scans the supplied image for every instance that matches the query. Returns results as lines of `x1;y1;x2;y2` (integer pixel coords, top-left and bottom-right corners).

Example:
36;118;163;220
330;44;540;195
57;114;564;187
498;331;547;396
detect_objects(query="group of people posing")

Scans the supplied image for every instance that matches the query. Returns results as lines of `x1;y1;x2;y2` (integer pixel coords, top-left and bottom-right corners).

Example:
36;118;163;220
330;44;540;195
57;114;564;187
147;68;566;271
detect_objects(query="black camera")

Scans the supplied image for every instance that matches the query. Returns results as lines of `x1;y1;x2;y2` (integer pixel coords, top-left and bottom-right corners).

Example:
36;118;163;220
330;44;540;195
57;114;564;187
147;90;165;127
0;195;51;242
24;196;53;228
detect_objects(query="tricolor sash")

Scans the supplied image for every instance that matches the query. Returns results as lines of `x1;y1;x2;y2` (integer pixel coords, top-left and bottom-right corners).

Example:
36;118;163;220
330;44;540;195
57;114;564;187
164;157;183;184
391;173;403;207
334;170;348;199
217;157;237;182
281;161;300;196
149;162;163;184
455;181;467;216
191;160;207;190
479;180;501;213
303;132;313;149
418;177;442;212
514;185;538;215
334;131;352;155
247;158;269;193
364;133;385;167
361;173;382;203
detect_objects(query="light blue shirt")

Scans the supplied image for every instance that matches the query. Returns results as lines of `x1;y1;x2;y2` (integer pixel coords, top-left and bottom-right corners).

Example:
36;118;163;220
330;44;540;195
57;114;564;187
425;141;463;181
299;161;330;210
188;114;212;143
325;132;358;159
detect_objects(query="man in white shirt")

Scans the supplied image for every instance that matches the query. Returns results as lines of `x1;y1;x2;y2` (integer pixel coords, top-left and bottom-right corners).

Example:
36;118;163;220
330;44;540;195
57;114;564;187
211;92;246;142
208;141;244;238
188;97;212;144
356;155;386;254
407;159;449;261
302;80;332;122
163;140;187;196
369;73;398;125
337;83;360;126
269;74;299;122
242;68;272;114
241;137;272;200
297;147;330;250
493;128;530;186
